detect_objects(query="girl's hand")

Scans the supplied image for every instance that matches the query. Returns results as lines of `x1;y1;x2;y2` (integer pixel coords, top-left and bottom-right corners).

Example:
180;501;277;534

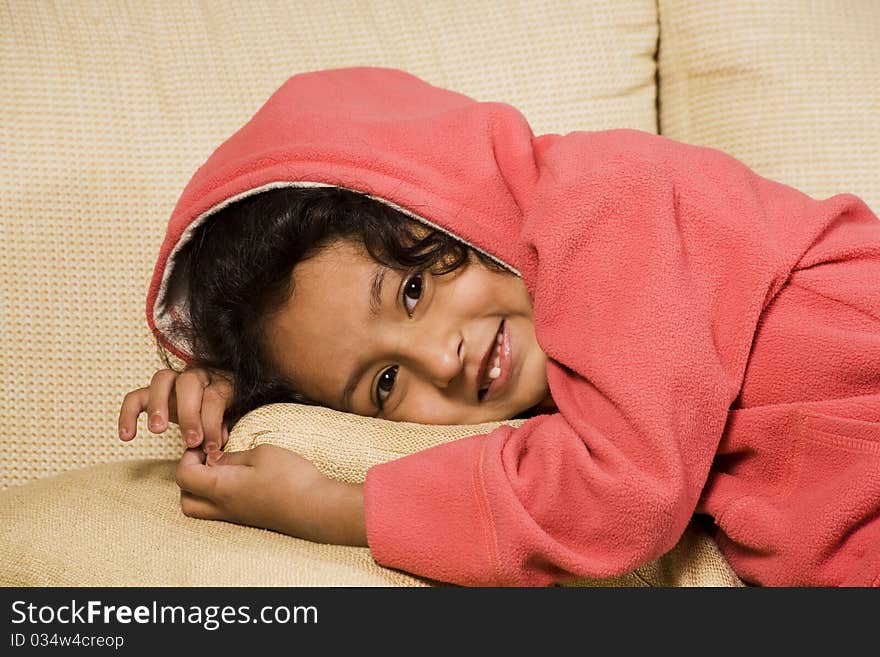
118;368;234;452
175;445;367;547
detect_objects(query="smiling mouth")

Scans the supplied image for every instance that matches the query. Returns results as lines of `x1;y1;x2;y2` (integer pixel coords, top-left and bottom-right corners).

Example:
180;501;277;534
477;320;505;401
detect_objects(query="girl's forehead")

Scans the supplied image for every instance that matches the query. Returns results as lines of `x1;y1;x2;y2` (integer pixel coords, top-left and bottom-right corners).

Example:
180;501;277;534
285;243;376;323
266;242;378;397
296;240;375;277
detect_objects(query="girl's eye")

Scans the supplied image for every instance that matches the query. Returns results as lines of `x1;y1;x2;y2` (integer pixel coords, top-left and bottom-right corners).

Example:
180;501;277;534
376;365;398;409
402;273;423;317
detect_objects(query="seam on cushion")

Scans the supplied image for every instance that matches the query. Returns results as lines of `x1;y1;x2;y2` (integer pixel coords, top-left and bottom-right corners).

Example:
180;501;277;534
652;0;661;135
632;569;654;587
243;430;273;450
472;439;503;586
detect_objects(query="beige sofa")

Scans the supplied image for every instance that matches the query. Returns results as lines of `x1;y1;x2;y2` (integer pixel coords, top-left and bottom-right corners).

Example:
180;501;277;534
1;0;877;586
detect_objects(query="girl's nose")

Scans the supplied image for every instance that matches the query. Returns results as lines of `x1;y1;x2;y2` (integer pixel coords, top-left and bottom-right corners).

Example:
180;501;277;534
399;325;463;388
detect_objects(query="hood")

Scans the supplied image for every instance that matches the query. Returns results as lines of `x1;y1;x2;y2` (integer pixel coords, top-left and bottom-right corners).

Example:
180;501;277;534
147;66;548;362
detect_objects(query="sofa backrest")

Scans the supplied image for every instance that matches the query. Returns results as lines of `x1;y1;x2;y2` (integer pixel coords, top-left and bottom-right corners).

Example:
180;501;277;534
0;0;659;488
658;0;880;212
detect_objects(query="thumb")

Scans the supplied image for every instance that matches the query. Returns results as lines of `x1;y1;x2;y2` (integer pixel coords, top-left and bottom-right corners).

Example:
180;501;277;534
206;448;252;467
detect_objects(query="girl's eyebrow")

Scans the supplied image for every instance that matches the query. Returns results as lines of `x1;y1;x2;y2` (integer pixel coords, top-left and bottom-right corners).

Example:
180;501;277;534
341;265;388;412
369;266;387;317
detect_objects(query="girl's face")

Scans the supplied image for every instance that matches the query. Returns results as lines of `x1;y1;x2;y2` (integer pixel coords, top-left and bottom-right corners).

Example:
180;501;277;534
264;239;551;424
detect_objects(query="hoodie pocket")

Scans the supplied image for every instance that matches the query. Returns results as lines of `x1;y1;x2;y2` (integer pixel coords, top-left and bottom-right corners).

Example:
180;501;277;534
780;410;880;584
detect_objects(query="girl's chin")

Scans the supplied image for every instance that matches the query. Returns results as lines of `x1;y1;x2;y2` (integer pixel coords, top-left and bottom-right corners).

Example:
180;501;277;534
509;395;554;420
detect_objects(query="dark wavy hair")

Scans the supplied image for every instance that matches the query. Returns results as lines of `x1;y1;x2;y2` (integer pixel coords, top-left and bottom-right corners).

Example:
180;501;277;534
161;185;509;426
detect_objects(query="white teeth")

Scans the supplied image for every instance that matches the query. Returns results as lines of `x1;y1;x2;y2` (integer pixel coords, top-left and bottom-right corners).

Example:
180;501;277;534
483;324;505;389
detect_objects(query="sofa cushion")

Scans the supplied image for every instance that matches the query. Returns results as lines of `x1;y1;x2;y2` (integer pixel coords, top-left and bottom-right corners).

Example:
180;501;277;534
223;403;744;587
0;459;432;587
0;0;659;490
657;0;880;212
0;403;743;586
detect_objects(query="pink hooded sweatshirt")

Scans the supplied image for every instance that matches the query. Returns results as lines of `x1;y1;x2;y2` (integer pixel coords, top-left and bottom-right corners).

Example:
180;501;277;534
148;67;880;587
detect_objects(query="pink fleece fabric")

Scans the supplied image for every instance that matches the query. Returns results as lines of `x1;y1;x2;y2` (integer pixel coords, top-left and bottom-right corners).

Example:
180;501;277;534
148;67;880;587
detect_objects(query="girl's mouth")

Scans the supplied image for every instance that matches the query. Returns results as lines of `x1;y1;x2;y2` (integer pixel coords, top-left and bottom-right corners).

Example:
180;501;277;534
478;320;512;402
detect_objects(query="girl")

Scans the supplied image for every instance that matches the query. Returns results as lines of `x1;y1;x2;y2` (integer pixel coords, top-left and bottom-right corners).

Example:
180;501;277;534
119;67;880;587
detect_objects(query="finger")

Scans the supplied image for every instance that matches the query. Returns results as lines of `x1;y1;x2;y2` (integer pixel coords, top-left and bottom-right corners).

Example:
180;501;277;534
145;369;179;434
118;387;149;441
177;448;252;502
179;490;225;521
201;383;231;453
175;448;215;497
205;448;255;467
175;369;211;448
167;393;179;426
178;446;206;468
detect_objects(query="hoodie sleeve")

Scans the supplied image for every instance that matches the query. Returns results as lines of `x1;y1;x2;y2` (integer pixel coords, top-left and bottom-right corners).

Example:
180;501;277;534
363;129;867;586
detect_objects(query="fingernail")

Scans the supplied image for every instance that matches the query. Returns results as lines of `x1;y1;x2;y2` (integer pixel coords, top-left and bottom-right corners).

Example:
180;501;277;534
118;426;129;439
207;451;223;465
204;442;217;453
184;430;199;447
149;412;162;432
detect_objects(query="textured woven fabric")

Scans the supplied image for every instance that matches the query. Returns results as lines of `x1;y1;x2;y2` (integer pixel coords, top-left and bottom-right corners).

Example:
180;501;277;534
0;0;659;489
226;404;529;484
224;404;744;587
0;459;435;586
0;403;743;586
658;0;880;212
